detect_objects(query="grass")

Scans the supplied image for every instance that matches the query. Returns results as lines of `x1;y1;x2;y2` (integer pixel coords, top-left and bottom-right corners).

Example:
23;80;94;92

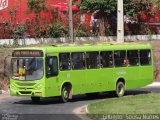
87;93;160;119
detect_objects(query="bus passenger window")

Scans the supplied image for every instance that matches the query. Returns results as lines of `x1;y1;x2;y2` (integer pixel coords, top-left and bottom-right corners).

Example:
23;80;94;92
86;52;100;69
114;51;126;67
127;50;139;66
71;52;85;70
100;51;113;68
59;53;71;70
140;50;151;65
123;57;129;66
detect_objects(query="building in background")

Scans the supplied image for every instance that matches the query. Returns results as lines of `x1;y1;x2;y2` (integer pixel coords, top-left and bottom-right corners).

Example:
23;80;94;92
0;0;80;38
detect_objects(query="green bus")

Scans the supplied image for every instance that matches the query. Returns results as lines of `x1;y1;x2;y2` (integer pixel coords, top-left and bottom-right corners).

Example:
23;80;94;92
10;43;154;103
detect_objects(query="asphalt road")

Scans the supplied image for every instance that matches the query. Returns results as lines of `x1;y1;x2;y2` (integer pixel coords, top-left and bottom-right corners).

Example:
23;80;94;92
0;87;160;120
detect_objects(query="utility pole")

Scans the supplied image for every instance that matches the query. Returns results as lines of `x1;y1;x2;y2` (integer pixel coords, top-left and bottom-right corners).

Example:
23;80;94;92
117;0;124;43
68;0;74;43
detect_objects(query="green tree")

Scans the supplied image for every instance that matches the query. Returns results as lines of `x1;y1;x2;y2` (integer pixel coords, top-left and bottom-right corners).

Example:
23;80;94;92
27;0;46;13
124;0;153;19
79;0;117;36
78;0;158;36
48;22;67;38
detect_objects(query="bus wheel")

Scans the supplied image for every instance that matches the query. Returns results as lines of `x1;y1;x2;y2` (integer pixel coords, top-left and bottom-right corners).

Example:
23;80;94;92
116;82;125;97
61;86;70;103
31;97;40;103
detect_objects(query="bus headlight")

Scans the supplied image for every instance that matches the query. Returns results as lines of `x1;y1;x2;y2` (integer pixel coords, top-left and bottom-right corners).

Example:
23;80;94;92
34;84;43;90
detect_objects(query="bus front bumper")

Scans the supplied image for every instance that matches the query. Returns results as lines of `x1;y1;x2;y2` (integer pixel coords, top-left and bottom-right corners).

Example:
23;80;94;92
10;83;45;97
10;89;44;97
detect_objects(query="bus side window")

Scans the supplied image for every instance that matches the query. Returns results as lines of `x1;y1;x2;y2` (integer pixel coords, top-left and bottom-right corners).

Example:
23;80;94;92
127;50;139;66
46;56;58;77
140;50;151;65
114;51;126;67
100;51;113;68
86;52;100;69
59;53;71;71
71;52;85;70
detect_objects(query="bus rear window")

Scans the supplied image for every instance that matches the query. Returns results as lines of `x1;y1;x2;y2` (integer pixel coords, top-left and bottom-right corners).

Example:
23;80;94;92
140;50;151;65
127;50;139;66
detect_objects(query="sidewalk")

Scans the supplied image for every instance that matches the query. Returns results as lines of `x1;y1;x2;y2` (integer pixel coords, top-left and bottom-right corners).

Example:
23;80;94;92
0;90;9;94
0;93;10;99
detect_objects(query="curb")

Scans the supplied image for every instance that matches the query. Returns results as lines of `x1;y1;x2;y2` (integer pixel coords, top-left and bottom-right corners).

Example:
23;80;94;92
146;82;160;88
85;82;160;114
72;105;92;120
73;105;87;114
85;105;89;114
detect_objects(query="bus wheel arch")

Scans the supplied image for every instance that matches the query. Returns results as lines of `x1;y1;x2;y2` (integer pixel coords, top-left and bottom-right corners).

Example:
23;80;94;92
61;82;72;103
116;78;125;97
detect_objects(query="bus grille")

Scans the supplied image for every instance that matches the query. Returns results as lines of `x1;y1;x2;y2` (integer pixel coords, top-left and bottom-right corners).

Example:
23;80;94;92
19;91;32;95
16;83;36;86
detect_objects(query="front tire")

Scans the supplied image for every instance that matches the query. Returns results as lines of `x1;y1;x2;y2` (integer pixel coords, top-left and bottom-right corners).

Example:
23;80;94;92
116;82;125;97
61;86;70;103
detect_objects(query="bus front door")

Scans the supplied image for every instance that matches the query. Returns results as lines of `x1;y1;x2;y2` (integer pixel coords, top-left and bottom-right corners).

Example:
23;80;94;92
45;56;59;97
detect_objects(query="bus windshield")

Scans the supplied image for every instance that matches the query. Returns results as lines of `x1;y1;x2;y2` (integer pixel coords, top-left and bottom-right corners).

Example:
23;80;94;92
12;58;43;80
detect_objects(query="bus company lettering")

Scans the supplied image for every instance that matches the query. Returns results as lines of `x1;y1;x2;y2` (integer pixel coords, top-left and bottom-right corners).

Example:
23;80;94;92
116;71;126;75
0;0;8;10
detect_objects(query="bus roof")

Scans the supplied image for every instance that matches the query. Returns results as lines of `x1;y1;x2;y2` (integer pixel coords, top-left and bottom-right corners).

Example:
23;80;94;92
14;43;152;53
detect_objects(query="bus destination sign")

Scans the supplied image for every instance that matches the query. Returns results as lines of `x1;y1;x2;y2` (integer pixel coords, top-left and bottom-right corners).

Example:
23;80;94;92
12;50;43;57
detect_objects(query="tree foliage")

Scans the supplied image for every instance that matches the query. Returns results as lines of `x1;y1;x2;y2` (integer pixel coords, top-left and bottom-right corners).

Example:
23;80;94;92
78;0;160;35
27;0;47;13
78;0;159;18
124;0;152;18
79;0;117;15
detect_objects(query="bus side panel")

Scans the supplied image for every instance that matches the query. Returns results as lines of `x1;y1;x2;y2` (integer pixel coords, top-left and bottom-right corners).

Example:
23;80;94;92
85;69;103;93
123;67;140;89
138;66;154;87
45;76;61;97
125;66;153;89
100;68;116;92
85;68;115;93
69;70;86;94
